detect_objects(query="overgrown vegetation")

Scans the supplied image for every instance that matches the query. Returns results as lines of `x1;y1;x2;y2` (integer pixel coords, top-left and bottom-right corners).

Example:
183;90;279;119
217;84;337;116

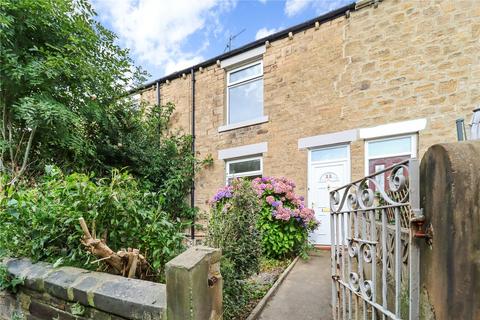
0;167;186;280
0;0;206;220
0;0;208;277
0;0;143;179
207;179;262;319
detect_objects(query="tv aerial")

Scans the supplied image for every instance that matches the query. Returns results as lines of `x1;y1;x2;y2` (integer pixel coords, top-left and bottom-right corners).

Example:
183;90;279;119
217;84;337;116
224;28;246;52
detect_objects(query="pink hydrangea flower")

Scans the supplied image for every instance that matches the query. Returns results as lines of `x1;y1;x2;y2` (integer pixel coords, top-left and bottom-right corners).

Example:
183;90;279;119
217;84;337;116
212;176;319;228
266;196;275;204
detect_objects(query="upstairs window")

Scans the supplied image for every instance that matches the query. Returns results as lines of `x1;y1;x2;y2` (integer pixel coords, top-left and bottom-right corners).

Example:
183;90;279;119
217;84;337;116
225;156;262;185
227;61;263;125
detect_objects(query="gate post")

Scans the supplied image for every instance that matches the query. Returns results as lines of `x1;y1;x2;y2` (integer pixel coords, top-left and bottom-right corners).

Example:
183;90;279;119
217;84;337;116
408;159;421;320
420;141;480;319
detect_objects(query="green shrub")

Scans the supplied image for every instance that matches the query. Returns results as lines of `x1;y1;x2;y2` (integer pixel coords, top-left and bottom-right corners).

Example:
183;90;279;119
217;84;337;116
220;259;254;320
206;179;261;319
207;179;261;278
0;166;186;279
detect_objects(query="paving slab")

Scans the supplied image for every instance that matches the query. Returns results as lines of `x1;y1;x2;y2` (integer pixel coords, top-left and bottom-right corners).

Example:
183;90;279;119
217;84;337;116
257;250;332;320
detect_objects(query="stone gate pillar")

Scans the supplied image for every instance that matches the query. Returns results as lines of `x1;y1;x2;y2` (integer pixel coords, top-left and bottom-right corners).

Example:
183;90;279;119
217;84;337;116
420;141;480;319
166;246;222;320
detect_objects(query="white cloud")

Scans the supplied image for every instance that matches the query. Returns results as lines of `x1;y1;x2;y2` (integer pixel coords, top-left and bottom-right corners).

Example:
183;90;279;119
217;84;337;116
255;27;280;40
285;0;310;16
164;56;205;75
285;0;348;17
92;0;236;75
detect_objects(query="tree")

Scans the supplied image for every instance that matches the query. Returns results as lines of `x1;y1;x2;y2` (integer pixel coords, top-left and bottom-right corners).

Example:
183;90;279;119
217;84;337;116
0;0;145;182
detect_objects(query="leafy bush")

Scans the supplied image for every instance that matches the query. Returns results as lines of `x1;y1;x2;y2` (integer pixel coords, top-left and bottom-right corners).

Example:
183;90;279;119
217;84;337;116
0;166;186;279
220;260;256;320
206;179;261;319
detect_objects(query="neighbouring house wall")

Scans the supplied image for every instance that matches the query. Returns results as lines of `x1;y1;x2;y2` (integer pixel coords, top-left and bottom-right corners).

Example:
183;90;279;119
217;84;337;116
140;0;480;221
419;141;480;320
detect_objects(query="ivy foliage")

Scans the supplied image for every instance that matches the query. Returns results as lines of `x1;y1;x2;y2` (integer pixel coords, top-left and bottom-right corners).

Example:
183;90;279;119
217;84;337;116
0;166;186;279
0;264;24;293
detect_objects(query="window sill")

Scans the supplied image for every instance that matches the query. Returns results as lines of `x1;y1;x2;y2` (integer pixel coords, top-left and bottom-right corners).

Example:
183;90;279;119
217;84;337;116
218;116;269;133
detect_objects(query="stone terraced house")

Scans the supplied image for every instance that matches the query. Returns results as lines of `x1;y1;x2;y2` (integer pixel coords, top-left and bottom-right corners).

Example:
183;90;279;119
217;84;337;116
135;0;480;245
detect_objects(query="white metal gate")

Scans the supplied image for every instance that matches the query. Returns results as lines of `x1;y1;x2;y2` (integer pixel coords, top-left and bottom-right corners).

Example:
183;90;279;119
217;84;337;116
329;159;423;319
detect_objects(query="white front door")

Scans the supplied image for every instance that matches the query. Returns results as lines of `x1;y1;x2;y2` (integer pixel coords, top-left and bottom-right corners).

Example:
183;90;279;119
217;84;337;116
308;146;350;245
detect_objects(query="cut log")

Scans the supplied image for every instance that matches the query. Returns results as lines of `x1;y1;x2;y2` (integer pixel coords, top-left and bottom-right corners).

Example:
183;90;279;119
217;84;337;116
79;218;150;279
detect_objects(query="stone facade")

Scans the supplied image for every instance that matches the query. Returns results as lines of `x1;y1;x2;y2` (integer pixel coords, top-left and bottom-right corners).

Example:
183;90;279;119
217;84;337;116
140;0;480;226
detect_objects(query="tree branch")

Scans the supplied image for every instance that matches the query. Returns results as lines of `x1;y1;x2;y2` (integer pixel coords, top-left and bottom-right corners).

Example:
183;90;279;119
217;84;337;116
1;103;6;141
0;102;6;171
7;121;14;172
13;130;26;166
10;126;36;184
17;126;36;176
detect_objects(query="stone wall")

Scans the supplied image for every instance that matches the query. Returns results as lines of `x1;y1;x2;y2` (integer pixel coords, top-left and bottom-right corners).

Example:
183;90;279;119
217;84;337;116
140;0;480;220
419;141;480;319
0;247;222;320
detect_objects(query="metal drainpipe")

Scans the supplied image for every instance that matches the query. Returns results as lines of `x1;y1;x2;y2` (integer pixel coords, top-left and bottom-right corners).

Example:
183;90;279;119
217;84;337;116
190;68;196;240
456;118;465;141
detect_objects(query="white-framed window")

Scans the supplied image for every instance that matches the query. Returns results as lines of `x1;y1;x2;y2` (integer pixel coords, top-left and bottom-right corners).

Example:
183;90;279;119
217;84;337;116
226;61;264;125
365;134;417;190
225;156;262;185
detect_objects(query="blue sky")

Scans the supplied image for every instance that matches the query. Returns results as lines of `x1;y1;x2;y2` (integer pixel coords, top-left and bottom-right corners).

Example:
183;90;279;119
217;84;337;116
92;0;352;82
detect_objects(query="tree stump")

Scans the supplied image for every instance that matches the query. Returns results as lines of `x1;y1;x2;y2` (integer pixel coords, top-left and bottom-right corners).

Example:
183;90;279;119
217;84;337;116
79;217;150;279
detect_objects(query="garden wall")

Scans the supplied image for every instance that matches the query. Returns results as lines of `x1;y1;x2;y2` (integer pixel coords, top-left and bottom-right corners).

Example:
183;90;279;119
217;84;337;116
419;140;480;319
0;246;222;320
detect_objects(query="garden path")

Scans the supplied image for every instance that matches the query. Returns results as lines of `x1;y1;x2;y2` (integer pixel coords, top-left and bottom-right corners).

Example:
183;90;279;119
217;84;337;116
257;250;332;320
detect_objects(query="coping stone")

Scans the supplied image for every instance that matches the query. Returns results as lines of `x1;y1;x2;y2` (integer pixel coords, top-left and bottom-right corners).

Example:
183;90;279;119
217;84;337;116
43;267;91;301
92;277;166;319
